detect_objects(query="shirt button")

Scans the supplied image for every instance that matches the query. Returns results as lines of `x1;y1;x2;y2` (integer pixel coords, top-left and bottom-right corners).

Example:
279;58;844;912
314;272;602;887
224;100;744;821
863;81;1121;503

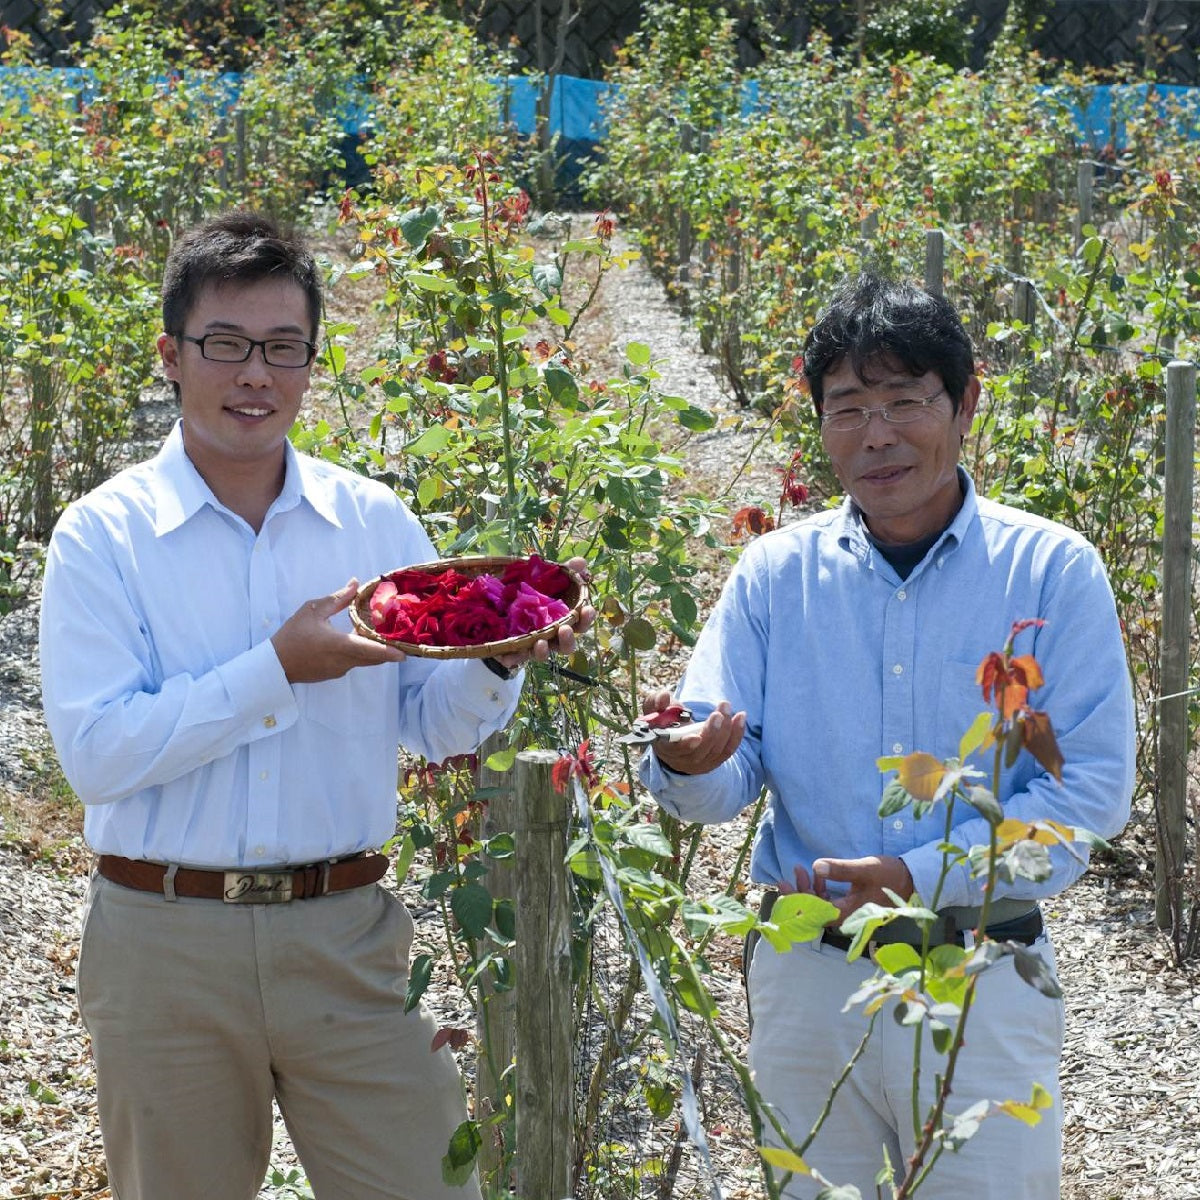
892;664;903;676
486;689;500;703
896;589;907;601
892;742;903;753
892;819;904;831
254;845;266;857
263;715;277;729
259;770;269;781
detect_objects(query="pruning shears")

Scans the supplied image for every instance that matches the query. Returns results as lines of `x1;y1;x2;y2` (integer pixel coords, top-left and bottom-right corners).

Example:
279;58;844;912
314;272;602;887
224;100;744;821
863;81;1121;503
616;704;698;746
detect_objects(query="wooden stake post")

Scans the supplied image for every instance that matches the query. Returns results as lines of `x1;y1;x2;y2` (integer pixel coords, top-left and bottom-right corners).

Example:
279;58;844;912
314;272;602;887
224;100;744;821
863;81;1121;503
474;732;517;1193
1155;360;1196;931
513;749;573;1200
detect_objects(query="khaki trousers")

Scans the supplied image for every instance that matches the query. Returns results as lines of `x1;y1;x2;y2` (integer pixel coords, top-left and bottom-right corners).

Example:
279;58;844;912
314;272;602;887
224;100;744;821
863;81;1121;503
748;931;1064;1199
77;872;482;1200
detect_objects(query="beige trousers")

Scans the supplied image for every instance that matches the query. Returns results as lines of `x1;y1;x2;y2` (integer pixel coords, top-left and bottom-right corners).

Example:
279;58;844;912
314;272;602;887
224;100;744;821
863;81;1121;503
77;872;482;1200
748;931;1064;1199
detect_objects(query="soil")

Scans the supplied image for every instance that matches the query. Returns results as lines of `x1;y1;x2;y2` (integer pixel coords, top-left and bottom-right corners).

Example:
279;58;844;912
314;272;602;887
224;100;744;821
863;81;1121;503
1;218;1198;1200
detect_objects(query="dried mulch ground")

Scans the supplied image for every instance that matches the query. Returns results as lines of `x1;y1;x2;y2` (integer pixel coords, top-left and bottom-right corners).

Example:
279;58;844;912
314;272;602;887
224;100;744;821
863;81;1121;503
1;222;1198;1200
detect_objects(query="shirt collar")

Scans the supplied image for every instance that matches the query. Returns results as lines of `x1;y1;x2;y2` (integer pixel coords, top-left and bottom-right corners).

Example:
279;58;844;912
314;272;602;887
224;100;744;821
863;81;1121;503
150;421;343;536
836;466;978;567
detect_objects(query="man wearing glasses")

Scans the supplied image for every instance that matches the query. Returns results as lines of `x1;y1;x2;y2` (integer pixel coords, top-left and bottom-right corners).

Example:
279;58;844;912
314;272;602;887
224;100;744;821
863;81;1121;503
39;211;587;1199
640;271;1134;1197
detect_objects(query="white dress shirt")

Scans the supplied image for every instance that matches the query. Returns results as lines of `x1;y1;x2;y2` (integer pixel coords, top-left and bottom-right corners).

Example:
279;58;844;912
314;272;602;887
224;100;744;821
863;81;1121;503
39;422;521;868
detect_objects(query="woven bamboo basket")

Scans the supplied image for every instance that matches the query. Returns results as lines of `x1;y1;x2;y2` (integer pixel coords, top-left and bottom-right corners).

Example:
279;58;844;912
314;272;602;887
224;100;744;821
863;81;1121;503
350;555;587;659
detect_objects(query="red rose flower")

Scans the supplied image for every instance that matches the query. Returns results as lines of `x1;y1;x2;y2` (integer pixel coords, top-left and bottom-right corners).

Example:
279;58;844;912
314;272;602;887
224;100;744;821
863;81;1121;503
442;600;510;647
505;582;570;637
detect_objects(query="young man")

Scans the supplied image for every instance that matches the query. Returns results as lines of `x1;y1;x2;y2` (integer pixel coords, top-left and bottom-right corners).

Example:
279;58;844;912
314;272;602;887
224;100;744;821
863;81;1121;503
639;272;1135;1197
39;211;589;1200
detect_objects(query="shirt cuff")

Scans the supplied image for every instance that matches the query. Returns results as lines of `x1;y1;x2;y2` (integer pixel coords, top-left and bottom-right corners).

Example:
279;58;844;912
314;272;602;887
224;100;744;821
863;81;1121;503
219;638;299;736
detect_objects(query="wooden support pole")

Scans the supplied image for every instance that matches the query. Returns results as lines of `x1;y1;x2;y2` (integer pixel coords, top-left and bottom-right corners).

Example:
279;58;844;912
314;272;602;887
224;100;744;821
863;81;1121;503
514;749;573;1200
473;732;516;1195
235;109;248;188
1155;360;1196;931
1014;279;1036;330
1074;160;1093;247
677;123;694;285
79;192;96;275
923;229;944;297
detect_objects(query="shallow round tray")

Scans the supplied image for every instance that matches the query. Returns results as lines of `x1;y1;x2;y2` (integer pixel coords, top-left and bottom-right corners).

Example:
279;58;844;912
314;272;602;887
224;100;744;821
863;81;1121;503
350;555;587;659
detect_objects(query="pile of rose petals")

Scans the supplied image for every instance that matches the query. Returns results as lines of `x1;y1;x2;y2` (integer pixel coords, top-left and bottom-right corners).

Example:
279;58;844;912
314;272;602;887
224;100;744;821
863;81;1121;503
368;555;574;647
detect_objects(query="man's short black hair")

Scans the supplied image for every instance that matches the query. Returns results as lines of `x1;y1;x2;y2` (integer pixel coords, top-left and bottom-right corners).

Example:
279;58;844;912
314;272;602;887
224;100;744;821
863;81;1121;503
802;271;975;415
162;210;322;342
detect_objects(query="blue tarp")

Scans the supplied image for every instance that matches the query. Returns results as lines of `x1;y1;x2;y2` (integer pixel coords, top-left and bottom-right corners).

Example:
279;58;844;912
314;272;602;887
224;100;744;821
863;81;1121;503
2;65;1196;153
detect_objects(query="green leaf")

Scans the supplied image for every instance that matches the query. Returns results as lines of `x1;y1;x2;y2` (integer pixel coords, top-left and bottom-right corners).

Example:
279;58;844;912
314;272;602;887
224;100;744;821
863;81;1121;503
669;589;698;628
878;778;911;818
544;363;579;407
531;262;562;296
676;404;716;431
622;616;657;651
622;822;674;857
644;1081;676;1120
407;272;455;293
761;892;839;951
485;747;516;772
399;205;440;250
441;1119;481;1186
760;1146;810;1174
958;710;996;761
450;881;493;939
964;785;1004;825
404;425;454;456
484;832;515;859
394;834;417;884
871;942;922;977
405;953;433;1012
625;341;651;365
1010;944;1062;998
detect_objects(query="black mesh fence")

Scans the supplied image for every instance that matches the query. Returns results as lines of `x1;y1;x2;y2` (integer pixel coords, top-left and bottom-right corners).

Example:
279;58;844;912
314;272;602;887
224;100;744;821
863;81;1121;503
4;1;1199;83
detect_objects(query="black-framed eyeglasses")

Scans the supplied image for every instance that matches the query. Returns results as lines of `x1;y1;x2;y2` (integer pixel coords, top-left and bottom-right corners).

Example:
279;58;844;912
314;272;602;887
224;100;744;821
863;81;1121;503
180;333;317;368
820;389;949;434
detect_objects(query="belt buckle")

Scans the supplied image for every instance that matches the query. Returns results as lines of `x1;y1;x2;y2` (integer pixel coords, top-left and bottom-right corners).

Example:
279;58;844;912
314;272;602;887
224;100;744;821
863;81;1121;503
222;869;294;903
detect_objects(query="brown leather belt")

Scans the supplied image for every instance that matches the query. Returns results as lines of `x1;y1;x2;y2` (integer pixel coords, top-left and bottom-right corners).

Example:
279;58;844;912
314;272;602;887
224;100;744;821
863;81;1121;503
96;852;389;904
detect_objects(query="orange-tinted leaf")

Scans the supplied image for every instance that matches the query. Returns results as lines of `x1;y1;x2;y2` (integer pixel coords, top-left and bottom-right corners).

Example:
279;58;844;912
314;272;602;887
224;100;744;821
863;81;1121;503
1021;710;1063;782
897;752;946;802
1010;654;1044;692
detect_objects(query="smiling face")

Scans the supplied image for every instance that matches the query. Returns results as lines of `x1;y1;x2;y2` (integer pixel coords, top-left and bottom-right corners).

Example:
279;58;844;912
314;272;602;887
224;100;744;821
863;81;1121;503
820;355;979;545
158;278;314;499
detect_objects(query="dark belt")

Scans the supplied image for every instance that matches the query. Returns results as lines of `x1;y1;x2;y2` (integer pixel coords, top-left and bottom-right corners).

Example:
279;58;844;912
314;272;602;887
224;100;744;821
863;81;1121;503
758;889;1043;953
96;852;389;904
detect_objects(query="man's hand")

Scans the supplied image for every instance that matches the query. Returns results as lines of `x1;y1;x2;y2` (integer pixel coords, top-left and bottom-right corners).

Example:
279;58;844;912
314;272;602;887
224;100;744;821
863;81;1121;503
272;580;409;684
490;556;596;672
781;855;915;924
641;689;746;775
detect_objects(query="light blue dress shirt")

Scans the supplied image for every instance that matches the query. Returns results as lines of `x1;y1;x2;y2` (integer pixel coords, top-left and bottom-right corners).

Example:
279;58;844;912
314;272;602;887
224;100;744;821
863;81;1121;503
39;422;522;868
640;471;1136;909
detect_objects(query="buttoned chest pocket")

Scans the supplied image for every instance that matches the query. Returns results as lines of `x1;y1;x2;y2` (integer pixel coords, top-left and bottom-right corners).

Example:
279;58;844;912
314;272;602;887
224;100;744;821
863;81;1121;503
935;658;992;763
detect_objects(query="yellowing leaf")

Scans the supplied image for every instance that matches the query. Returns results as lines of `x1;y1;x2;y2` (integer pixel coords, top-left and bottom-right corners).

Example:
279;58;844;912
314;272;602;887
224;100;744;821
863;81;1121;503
958;710;997;761
998;1082;1053;1126
897;752;946;802
759;1146;811;1174
995;817;1074;848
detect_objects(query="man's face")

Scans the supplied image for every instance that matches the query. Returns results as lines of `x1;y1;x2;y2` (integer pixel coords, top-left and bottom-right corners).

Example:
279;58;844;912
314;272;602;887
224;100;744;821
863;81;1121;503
157;278;314;486
820;356;979;545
